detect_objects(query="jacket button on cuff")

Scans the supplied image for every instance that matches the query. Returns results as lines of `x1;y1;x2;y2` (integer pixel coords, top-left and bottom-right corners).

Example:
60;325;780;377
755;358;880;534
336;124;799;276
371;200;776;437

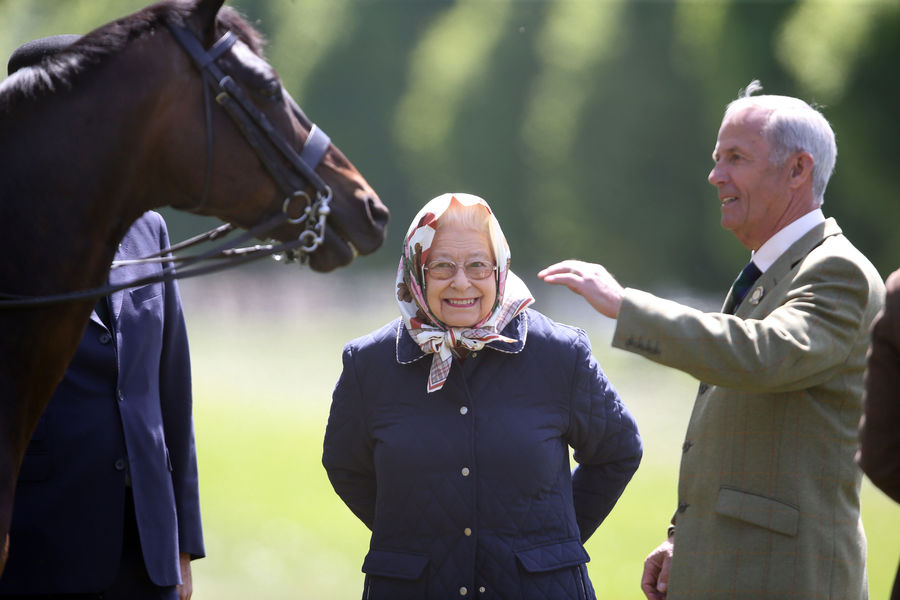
459;586;468;596
460;406;468;415
464;527;472;536
461;467;470;477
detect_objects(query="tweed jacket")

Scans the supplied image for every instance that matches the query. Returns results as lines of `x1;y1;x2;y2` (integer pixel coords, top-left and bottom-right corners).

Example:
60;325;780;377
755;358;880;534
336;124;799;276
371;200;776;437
323;308;642;600
0;211;204;593
613;218;884;599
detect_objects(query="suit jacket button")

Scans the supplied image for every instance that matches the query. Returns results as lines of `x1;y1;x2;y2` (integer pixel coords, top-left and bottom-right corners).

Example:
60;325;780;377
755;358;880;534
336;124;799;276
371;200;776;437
678;502;689;513
682;440;693;453
114;458;127;471
98;333;112;344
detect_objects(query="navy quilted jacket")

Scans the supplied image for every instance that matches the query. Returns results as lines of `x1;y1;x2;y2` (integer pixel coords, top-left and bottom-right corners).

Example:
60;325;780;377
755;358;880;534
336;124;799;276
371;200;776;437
323;309;642;599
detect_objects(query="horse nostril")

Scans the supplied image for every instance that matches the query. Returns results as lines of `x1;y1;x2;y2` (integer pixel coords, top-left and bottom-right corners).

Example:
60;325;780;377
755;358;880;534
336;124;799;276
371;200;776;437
366;195;390;229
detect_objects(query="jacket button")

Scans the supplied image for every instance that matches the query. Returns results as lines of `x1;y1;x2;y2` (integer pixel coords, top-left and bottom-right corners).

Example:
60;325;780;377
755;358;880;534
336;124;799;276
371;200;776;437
114;458;127;471
698;382;709;395
461;467;470;477
460;406;468;415
682;440;693;453
98;333;112;344
479;587;486;594
678;502;689;513
117;390;125;403
459;587;468;596
464;527;472;536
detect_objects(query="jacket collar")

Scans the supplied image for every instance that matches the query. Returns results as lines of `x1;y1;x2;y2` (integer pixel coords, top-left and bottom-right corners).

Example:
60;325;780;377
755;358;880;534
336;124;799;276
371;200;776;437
89;241;131;330
396;310;529;365
783;217;841;270
725;217;841;314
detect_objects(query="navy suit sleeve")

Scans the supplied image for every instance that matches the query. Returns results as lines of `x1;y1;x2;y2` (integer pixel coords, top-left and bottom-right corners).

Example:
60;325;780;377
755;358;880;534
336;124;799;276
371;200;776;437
322;344;377;530
566;331;642;542
155;214;205;559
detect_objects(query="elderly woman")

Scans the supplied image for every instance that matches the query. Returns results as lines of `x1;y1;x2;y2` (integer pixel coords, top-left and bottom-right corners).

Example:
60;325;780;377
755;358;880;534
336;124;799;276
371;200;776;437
322;193;642;600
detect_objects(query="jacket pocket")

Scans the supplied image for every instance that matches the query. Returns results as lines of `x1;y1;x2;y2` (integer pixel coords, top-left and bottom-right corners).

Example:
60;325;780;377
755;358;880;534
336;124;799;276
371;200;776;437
715;486;799;537
362;549;429;580
515;538;590;572
362;549;429;600
129;283;162;306
515;540;594;600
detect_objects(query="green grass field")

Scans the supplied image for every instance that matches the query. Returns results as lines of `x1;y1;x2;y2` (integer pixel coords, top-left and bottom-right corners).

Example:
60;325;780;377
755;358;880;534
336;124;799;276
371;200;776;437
181;273;899;599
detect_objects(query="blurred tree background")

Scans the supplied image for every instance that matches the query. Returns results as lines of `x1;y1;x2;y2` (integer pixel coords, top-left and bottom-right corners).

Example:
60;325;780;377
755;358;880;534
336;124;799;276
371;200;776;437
1;0;898;291
3;1;900;597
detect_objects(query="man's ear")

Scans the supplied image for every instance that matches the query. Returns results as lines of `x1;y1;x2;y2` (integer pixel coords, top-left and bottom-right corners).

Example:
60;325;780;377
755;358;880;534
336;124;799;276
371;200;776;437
789;152;814;188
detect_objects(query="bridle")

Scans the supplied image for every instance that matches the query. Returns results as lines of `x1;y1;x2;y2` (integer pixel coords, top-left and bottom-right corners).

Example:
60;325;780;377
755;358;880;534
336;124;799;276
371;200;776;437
166;21;333;246
0;21;338;309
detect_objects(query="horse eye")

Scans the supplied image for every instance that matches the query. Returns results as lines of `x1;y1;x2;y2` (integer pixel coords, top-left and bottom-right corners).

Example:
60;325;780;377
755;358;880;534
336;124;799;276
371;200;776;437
258;80;282;101
221;45;282;102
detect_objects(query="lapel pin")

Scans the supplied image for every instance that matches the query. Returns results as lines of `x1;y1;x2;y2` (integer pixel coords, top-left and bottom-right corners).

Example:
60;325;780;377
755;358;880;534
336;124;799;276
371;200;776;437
749;286;764;305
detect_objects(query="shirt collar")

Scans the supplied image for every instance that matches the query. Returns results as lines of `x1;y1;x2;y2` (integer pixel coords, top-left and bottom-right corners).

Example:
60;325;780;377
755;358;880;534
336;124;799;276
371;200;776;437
751;208;825;272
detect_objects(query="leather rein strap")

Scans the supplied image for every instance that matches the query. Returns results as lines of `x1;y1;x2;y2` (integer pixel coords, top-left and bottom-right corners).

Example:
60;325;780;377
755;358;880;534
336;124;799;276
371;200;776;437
0;23;335;309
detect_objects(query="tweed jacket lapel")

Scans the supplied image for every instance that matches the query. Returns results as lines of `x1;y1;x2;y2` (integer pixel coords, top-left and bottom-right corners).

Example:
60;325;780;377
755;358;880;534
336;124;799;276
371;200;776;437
726;218;842;318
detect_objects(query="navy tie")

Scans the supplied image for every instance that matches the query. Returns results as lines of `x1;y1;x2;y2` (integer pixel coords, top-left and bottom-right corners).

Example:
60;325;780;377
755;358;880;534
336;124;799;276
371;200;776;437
730;261;762;310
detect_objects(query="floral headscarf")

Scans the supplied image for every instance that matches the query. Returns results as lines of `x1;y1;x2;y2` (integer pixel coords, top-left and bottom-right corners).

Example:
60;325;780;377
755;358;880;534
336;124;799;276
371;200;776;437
396;193;534;393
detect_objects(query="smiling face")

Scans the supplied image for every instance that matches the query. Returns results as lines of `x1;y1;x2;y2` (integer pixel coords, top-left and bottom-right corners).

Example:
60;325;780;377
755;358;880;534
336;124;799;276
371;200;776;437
708;106;795;251
424;222;497;327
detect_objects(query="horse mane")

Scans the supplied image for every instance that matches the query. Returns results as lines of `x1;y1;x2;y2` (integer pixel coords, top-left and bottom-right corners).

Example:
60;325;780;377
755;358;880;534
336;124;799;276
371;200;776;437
0;1;265;112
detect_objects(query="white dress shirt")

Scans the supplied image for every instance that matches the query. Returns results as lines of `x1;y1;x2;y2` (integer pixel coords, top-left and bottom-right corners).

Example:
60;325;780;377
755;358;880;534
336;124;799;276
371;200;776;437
751;208;826;273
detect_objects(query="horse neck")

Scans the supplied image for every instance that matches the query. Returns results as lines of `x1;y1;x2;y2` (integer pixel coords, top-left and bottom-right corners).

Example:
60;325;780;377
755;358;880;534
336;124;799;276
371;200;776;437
0;89;138;442
0;49;183;296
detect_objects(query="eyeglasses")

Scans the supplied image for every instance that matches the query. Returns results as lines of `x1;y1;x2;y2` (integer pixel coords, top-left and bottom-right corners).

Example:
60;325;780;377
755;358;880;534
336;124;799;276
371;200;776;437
423;259;497;281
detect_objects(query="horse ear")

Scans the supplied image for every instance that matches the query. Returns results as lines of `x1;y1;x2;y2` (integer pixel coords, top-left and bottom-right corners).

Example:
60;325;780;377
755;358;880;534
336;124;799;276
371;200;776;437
189;0;226;43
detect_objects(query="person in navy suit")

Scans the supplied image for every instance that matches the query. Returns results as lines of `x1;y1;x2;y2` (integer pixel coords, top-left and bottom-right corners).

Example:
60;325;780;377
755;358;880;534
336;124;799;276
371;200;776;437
0;211;205;599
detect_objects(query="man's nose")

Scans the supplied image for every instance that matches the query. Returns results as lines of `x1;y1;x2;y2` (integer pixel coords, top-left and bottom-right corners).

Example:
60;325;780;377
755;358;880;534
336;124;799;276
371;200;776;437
708;164;724;186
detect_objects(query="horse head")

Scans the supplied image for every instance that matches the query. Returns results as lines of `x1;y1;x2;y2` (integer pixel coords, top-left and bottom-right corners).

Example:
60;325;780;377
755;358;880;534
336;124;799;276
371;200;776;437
150;0;390;271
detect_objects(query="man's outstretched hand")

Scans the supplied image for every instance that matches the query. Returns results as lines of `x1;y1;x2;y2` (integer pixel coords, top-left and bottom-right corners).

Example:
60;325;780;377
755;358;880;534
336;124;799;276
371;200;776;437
538;260;624;319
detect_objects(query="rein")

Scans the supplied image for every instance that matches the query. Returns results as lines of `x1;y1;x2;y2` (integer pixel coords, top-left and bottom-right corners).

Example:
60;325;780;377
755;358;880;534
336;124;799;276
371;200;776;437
0;22;335;309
